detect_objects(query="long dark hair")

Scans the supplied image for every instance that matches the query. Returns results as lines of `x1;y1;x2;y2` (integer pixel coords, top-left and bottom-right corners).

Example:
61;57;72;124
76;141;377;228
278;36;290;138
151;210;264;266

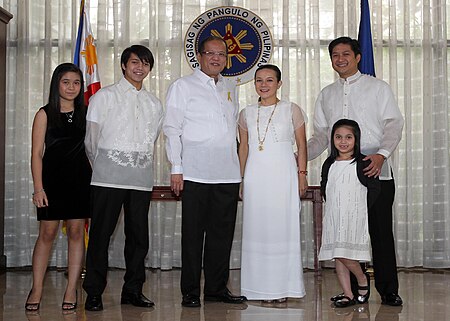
47;63;85;129
330;119;362;162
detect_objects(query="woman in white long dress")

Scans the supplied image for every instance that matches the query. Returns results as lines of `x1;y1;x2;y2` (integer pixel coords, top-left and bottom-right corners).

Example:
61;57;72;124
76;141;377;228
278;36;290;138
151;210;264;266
238;64;307;302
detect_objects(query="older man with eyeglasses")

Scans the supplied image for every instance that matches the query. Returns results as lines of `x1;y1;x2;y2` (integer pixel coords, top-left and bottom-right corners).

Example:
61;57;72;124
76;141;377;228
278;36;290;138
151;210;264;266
163;36;246;308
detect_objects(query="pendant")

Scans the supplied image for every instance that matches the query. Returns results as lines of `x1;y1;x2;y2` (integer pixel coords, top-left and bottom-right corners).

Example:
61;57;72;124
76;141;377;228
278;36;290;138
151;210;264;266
65;112;74;123
258;144;264;151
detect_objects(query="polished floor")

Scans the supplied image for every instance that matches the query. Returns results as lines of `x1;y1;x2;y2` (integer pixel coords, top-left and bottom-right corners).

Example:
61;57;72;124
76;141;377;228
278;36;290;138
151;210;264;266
1;268;449;321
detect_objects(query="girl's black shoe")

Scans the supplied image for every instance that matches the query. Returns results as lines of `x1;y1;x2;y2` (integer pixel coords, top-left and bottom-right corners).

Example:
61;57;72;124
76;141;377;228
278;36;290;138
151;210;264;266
330;292;345;302
356;272;370;304
334;296;356;308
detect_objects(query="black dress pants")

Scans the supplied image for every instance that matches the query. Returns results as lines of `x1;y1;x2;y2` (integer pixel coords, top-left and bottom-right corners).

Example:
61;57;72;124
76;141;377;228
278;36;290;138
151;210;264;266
351;179;399;296
83;186;151;296
181;181;240;297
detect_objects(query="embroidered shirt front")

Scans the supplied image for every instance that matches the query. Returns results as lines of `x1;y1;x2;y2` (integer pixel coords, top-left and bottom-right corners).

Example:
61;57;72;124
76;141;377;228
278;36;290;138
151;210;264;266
85;77;164;191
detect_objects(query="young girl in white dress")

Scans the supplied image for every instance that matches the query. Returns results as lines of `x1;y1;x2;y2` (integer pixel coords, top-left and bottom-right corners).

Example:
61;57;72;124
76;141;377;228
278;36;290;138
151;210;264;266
319;119;380;308
238;64;307;303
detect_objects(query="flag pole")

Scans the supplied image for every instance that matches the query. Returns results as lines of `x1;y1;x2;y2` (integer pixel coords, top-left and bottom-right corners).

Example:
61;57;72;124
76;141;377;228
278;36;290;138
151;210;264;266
74;0;85;66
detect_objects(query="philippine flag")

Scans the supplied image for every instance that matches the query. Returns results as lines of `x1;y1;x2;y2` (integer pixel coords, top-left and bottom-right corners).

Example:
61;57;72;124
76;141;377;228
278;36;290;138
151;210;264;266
74;0;101;105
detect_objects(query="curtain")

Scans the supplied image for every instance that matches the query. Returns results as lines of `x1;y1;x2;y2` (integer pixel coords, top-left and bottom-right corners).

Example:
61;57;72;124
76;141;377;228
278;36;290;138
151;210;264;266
2;0;449;269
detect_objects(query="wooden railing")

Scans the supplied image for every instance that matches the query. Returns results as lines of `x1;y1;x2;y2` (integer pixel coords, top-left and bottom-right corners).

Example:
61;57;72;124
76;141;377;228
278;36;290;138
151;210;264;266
151;185;323;273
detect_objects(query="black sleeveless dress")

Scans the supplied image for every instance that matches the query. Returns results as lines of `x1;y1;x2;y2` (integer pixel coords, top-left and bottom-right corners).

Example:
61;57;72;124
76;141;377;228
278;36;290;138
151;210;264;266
37;106;92;221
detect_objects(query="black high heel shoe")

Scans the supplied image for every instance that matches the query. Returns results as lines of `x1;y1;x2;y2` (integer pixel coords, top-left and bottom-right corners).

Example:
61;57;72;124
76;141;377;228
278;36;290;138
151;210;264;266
356;273;370;304
62;290;77;311
25;290;41;312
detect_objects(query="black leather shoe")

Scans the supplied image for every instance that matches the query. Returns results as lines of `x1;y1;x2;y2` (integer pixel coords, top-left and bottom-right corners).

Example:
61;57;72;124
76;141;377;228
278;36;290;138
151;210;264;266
181;294;201;307
85;295;103;311
121;292;154;308
330;292;345;302
356;272;370;304
334;296;356;308
204;289;247;304
381;293;403;306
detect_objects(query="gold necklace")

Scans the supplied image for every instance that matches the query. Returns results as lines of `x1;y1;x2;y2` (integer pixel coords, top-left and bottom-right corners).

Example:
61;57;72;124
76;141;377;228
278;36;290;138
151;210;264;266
256;101;278;151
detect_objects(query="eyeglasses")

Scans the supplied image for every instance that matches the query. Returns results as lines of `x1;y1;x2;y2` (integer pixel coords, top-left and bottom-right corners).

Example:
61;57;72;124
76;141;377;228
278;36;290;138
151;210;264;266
201;51;227;58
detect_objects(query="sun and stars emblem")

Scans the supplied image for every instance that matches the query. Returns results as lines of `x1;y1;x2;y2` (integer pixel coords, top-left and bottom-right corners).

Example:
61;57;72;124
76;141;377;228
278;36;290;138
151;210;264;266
211;23;254;73
185;7;273;85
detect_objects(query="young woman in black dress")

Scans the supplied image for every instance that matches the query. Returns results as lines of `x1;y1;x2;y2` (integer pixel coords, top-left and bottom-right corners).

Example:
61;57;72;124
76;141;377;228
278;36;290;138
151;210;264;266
26;63;92;311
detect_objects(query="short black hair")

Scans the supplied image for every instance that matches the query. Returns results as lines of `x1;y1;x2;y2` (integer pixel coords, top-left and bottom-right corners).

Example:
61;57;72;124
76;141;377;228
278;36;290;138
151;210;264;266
121;45;154;74
197;36;227;54
328;37;361;58
330;119;362;162
254;64;282;82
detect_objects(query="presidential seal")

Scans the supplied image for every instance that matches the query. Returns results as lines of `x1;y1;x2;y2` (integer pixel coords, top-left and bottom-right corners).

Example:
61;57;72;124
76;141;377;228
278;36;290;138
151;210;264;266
185;6;273;85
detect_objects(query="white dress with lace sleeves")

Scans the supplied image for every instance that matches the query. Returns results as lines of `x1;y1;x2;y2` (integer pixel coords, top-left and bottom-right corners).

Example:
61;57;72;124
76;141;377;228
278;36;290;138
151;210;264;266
240;100;306;300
